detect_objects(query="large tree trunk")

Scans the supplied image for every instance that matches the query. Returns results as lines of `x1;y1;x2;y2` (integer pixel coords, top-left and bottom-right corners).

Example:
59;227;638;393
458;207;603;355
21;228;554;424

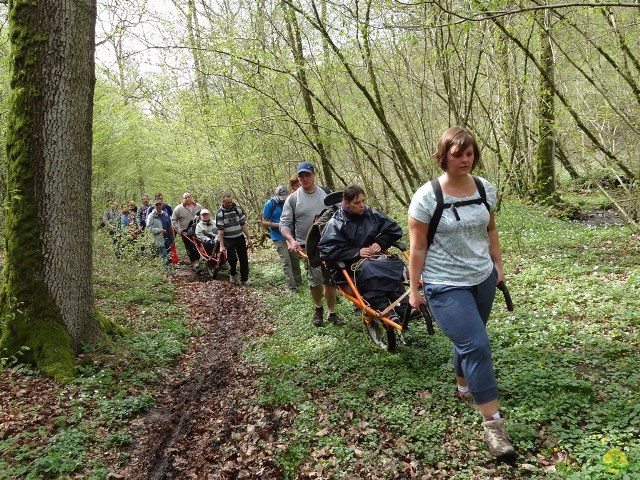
0;0;100;382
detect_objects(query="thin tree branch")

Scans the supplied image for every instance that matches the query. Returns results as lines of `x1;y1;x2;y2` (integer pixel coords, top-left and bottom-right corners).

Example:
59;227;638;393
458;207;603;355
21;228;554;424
490;17;635;179
394;1;640;25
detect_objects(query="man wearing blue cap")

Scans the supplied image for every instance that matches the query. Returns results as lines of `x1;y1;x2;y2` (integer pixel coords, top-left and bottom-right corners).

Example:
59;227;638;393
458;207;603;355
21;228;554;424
280;162;344;327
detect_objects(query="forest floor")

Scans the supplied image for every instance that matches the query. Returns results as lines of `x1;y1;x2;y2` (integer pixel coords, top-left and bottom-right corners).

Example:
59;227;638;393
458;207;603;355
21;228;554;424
109;206;629;479
571;208;626;227
111;268;290;479
0;267;291;480
1;206;633;479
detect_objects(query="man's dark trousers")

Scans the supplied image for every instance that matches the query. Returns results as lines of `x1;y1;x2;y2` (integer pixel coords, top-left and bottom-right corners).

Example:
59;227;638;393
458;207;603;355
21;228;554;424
224;236;249;282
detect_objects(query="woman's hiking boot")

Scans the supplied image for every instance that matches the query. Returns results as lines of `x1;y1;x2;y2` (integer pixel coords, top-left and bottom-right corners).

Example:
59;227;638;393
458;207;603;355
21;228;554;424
483;418;515;460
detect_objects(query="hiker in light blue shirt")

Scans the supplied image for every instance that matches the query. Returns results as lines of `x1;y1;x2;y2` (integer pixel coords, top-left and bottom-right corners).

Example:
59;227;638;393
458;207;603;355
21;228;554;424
408;126;513;460
262;185;302;292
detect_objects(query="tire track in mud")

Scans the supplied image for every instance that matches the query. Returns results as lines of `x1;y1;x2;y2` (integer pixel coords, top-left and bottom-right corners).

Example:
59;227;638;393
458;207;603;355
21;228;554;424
115;272;290;479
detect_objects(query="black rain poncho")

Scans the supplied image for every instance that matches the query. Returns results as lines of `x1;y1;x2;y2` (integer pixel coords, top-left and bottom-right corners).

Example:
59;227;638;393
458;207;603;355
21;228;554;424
317;206;402;266
317;206;407;318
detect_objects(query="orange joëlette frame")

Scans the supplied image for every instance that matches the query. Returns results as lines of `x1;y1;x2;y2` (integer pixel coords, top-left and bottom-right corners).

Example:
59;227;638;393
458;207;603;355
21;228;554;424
300;249;409;333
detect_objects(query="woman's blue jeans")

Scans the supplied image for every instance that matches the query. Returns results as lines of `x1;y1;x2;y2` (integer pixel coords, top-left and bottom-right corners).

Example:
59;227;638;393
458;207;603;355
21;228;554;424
424;269;499;404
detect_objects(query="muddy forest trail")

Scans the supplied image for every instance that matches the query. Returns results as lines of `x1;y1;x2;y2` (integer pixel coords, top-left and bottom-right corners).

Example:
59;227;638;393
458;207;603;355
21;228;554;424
114;270;290;479
6;205;634;479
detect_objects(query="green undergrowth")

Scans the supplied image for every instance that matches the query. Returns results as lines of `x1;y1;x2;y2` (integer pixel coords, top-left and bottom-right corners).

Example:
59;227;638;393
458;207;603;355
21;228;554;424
1;197;638;479
0;231;194;479
246;196;640;479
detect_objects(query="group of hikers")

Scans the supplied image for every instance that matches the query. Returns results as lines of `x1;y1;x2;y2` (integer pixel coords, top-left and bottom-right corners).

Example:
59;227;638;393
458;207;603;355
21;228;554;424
101;191;254;283
102;126;516;461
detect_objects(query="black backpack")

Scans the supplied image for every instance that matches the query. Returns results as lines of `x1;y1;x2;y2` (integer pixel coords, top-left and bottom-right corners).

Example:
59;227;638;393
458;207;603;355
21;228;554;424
305;207;338;268
304;190;343;268
427;176;490;249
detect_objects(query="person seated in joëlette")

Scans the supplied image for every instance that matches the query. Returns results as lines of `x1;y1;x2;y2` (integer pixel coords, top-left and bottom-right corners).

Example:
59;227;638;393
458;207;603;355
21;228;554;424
317;184;408;322
195;209;218;256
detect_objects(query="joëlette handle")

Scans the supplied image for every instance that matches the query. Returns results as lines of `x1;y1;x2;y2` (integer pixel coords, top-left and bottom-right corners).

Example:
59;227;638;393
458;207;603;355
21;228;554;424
419;304;435;335
497;282;514;311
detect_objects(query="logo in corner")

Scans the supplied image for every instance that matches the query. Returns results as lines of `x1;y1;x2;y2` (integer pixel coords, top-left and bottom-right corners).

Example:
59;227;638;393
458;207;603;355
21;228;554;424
602;448;628;474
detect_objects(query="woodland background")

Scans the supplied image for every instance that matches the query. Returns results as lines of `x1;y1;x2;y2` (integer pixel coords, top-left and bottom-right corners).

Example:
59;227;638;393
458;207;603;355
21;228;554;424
2;0;639;223
0;2;639;478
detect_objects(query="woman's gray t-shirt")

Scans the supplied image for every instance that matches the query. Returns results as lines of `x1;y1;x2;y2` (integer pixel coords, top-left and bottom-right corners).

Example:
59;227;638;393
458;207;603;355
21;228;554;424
408;176;497;286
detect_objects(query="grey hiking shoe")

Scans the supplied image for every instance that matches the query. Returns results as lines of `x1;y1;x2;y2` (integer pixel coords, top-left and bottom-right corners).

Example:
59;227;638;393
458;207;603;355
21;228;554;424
483;418;515;460
328;312;345;326
312;307;324;327
230;274;238;285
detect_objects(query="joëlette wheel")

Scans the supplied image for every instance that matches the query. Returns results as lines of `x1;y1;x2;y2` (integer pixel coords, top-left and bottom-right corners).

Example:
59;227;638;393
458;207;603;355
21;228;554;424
364;316;396;353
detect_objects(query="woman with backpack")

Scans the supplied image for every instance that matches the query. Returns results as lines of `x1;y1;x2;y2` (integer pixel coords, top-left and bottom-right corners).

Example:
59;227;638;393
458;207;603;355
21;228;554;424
407;126;514;461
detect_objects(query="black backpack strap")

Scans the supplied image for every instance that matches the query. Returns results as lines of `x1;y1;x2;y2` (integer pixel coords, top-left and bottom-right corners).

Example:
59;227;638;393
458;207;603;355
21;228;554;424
427;177;490;249
472;176;490;212
427;179;444;248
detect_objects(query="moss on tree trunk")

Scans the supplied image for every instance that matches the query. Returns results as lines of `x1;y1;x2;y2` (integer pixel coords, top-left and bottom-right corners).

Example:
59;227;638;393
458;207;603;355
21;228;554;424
534;11;558;204
0;0;101;383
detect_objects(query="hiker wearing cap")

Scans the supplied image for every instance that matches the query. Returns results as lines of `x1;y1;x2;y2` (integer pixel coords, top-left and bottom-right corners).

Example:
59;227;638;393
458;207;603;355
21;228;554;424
146;198;174;269
262;185;302;292
195;209;218;255
279;162;344;327
136;194;151;230
146;192;173;218
172;192;203;274
216;194;253;285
